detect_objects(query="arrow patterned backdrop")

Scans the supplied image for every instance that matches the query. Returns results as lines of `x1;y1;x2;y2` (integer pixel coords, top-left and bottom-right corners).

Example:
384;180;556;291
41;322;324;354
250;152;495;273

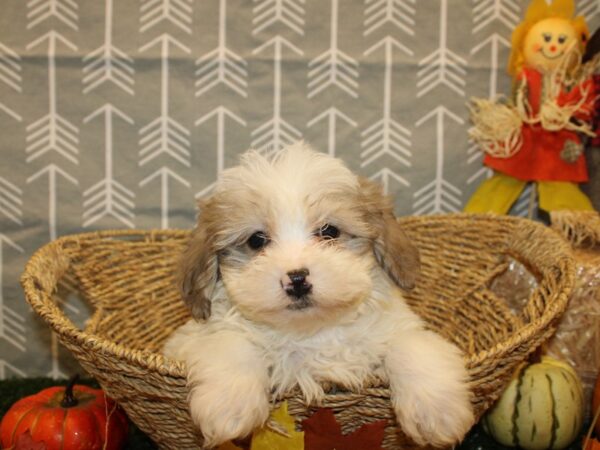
0;0;598;378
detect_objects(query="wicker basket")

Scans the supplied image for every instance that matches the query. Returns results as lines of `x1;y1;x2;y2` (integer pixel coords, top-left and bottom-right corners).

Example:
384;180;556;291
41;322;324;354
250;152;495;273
21;214;575;449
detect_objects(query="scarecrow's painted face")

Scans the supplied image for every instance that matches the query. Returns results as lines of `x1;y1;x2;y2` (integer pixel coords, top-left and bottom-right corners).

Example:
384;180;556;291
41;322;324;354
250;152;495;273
523;18;579;73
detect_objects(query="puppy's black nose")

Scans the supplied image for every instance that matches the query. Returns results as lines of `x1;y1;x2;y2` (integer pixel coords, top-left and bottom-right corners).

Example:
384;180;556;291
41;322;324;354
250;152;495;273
285;269;312;298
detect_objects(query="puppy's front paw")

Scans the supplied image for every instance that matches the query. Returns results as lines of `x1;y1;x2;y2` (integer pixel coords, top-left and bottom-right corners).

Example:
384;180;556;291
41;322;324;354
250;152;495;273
189;377;270;448
386;331;475;447
393;381;474;447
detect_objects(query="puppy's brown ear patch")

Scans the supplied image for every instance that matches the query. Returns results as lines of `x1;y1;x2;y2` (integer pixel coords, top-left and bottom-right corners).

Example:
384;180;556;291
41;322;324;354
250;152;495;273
375;217;420;290
359;178;421;290
177;205;219;320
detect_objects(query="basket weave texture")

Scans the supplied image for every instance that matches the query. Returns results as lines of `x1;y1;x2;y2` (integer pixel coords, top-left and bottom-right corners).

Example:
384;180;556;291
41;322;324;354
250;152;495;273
21;214;575;449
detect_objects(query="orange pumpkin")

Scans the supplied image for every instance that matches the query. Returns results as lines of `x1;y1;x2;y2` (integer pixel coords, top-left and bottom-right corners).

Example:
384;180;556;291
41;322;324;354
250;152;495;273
0;376;128;450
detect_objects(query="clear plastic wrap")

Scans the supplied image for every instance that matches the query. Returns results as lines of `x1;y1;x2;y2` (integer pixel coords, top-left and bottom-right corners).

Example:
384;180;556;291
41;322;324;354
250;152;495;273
489;244;600;420
489;258;538;312
545;248;600;420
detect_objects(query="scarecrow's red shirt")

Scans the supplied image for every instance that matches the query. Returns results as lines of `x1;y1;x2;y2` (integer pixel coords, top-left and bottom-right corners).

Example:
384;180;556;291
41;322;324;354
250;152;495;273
592;73;600;148
484;67;592;182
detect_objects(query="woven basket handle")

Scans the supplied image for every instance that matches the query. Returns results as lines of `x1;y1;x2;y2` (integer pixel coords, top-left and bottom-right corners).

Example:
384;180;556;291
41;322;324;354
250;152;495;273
505;221;575;328
21;240;84;339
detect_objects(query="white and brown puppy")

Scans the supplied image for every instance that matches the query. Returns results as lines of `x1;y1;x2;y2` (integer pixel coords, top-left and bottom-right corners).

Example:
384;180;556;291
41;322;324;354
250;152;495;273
163;142;474;448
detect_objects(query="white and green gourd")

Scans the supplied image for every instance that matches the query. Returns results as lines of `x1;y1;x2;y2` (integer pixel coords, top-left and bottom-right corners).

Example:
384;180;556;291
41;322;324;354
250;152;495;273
482;356;584;450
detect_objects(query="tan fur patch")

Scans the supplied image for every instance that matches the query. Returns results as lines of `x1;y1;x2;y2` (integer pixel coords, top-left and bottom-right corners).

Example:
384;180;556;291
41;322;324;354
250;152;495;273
358;177;420;289
177;198;221;320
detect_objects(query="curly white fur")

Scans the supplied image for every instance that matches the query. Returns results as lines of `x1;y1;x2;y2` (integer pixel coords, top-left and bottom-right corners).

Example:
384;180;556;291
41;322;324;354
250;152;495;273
163;142;474;448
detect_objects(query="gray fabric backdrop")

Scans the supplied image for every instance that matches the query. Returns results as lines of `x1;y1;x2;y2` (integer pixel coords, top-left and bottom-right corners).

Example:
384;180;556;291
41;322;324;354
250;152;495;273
0;0;598;378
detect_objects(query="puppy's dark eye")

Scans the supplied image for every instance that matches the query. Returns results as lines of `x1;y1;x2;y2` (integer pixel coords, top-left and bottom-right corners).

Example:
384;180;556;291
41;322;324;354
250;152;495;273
247;232;269;250
318;224;340;240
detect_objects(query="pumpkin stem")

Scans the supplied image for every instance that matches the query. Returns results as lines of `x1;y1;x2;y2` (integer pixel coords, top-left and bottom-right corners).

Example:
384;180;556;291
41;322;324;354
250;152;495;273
61;374;80;408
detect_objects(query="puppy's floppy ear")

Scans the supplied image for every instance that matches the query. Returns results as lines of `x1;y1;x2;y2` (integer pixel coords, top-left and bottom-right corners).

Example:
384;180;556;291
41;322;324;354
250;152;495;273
177;202;219;320
358;177;420;290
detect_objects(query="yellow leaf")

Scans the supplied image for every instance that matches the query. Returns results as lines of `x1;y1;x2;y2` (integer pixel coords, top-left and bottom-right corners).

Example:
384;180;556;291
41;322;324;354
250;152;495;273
251;401;304;450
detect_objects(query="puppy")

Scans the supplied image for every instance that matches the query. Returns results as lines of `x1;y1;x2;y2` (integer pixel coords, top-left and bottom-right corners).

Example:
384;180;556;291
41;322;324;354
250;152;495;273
163;142;474;448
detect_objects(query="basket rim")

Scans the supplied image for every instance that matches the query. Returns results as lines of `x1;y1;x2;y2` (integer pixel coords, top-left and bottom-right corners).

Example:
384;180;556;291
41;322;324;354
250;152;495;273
21;213;575;381
21;228;190;377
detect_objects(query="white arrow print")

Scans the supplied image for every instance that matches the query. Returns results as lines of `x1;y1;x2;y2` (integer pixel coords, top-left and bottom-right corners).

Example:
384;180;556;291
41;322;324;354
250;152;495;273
0;177;23;225
0;44;18;123
83;104;135;228
511;183;537;218
83;0;134;95
140;0;193;34
0;42;22;92
27;0;78;30
140;167;190;229
251;36;303;158
417;0;467;98
308;0;359;99
0;234;25;352
253;0;305;36
364;0;415;37
362;37;412;168
307;107;356;157
369;167;409;195
139;34;191;167
27;164;78;240
466;139;492;185
0;360;26;379
26;31;79;165
196;0;247;97
0;103;22;122
473;0;519;33
413;107;464;214
579;0;600;21
195;106;246;199
471;34;510;99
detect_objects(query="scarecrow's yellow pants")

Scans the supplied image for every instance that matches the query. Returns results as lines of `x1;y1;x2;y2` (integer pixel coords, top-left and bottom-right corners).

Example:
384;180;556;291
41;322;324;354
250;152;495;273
464;172;594;214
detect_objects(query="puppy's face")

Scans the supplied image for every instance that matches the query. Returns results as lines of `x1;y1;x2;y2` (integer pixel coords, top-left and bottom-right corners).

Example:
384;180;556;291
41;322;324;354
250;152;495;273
179;143;419;333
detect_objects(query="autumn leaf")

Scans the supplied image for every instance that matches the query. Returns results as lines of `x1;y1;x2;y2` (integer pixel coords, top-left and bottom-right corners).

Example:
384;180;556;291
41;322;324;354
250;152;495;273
302;408;387;450
250;401;304;450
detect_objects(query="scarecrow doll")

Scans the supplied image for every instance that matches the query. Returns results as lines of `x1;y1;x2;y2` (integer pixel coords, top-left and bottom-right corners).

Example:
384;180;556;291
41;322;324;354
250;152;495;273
465;0;596;215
